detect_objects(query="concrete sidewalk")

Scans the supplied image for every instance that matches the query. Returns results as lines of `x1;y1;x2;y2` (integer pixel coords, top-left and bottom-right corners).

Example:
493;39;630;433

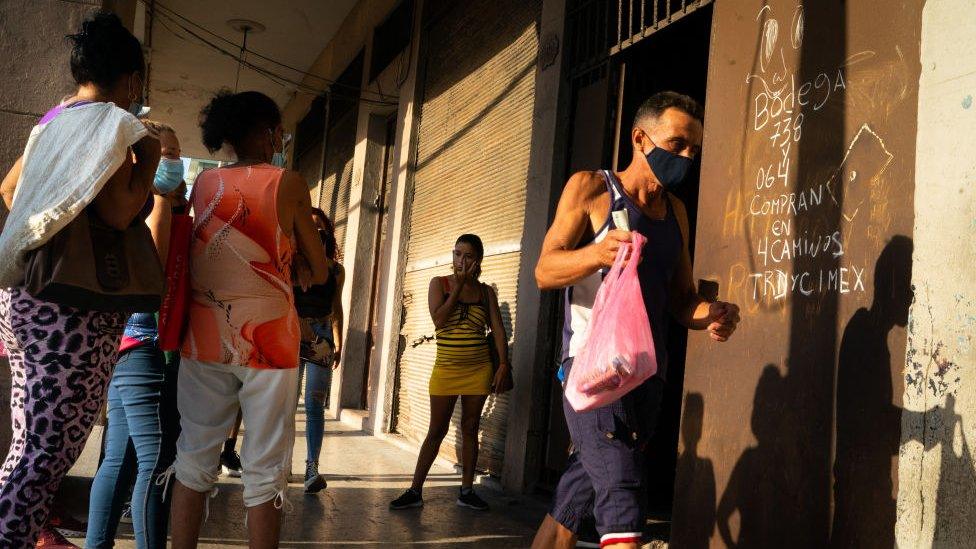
58;408;550;547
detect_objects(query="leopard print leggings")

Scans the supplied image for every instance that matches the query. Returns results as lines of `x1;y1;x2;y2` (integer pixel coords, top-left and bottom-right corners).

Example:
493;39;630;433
0;287;125;547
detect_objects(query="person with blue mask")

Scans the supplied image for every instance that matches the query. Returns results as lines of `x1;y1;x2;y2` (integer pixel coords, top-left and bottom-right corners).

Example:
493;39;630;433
86;120;185;549
531;92;741;549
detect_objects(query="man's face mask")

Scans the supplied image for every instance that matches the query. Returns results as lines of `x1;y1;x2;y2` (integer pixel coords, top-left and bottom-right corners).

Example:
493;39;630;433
642;132;693;190
154;158;184;194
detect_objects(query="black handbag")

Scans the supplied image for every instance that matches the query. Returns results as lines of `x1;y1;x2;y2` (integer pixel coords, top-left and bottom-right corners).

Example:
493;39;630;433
481;283;514;394
23;207;164;313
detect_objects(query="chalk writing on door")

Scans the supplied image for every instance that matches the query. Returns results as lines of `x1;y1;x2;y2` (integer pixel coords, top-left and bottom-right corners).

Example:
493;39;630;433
740;5;885;303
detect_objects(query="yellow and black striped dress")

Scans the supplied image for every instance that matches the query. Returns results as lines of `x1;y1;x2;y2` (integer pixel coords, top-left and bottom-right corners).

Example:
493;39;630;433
429;278;493;396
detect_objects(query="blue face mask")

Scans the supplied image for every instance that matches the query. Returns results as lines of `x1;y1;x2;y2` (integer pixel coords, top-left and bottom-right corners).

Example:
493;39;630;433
644;140;693;190
154;158;184;194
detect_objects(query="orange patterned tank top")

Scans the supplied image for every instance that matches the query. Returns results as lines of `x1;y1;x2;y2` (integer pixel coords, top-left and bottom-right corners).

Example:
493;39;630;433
182;164;299;369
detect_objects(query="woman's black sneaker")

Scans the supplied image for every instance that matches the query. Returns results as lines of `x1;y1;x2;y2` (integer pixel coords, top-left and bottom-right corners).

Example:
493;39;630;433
390;489;424;510
456;487;489;511
304;461;327;494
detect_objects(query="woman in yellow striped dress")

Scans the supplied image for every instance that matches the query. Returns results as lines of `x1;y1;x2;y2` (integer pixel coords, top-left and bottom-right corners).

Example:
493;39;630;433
390;234;510;511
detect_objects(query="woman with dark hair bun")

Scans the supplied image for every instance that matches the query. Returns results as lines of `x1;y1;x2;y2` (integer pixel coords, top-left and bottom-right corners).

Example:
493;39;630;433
390;233;510;512
0;11;160;547
168;89;327;549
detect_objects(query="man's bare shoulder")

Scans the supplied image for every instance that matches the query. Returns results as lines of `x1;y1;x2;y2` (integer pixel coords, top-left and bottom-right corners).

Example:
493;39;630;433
563;170;609;206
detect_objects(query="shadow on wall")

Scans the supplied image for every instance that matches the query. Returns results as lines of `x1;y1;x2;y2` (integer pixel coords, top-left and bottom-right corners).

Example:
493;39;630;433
931;393;976;543
670;392;715;549
713;236;918;548
715;364;790;546
831;235;916;547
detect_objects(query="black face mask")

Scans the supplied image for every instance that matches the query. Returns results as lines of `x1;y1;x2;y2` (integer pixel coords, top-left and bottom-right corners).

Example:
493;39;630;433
644;137;693;190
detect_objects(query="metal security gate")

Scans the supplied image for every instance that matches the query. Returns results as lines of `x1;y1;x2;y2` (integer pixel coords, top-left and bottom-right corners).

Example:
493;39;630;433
319;53;364;257
320;107;356;257
294;95;327;195
392;0;541;474
568;0;713;79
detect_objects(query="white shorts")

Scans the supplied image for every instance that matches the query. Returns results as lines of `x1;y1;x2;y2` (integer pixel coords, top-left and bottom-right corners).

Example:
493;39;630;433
174;358;299;507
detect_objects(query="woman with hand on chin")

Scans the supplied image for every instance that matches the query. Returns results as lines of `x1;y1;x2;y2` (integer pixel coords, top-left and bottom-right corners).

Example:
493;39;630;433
390;234;510;512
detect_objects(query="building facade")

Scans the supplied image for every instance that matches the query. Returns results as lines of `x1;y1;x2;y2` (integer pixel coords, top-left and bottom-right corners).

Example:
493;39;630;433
283;0;976;545
0;0;974;546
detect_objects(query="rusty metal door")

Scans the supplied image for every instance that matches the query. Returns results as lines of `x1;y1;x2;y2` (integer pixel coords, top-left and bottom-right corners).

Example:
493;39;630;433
670;1;923;547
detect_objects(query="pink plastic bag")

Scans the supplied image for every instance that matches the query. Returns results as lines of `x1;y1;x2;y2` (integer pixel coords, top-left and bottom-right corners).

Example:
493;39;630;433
565;231;657;411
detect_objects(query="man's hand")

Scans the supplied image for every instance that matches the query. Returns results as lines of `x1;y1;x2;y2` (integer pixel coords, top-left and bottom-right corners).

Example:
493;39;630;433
706;301;741;342
332;346;341;370
590;229;632;269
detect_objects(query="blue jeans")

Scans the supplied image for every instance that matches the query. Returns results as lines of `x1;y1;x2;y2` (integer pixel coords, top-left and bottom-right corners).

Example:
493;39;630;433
298;360;333;463
86;346;180;549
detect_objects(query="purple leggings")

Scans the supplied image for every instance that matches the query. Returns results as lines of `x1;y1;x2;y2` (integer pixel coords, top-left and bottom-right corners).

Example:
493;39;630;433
0;287;124;547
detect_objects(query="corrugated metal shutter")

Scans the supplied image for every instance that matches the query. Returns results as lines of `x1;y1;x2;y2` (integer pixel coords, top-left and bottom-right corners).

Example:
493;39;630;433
319;108;357;259
296;140;322;192
393;0;540;474
295;96;327;195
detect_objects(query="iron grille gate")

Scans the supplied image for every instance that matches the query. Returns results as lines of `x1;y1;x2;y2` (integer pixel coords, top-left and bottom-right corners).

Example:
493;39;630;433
568;0;714;79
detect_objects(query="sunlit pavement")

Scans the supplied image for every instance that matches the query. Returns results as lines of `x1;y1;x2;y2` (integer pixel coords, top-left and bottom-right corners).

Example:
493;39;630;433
59;407;550;548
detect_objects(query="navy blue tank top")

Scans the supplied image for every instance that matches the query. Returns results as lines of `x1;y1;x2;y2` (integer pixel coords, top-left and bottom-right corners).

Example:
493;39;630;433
560;170;683;380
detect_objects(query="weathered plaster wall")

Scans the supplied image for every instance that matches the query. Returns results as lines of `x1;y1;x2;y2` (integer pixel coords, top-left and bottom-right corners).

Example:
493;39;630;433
0;0;102;459
0;0;101;175
896;1;976;547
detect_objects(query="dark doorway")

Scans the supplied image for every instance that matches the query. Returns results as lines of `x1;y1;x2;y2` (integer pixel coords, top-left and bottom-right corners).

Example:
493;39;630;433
612;5;713;516
538;1;714;533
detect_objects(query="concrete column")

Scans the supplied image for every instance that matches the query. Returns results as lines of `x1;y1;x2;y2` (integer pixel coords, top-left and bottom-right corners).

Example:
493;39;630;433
896;2;976;547
500;0;570;492
330;31;378;411
369;0;426;435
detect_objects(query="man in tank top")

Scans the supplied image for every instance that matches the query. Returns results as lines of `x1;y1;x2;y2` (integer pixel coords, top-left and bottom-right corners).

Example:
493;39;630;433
531;92;741;549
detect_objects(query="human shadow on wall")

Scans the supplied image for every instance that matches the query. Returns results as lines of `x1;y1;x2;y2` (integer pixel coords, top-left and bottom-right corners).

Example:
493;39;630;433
932;393;976;544
670;393;716;549
716;365;794;547
831;235;913;548
717;237;918;548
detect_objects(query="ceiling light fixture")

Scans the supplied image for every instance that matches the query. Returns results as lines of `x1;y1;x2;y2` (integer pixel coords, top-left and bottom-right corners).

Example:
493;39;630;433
226;19;266;92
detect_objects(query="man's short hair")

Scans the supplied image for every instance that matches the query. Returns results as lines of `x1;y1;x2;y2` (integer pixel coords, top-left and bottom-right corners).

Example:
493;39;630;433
633;91;704;129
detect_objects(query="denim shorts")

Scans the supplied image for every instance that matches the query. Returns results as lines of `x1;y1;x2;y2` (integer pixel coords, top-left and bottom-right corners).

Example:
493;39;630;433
551;358;665;540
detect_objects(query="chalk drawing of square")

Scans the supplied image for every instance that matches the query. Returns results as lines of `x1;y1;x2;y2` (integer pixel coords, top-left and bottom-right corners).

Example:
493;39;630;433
825;124;895;223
